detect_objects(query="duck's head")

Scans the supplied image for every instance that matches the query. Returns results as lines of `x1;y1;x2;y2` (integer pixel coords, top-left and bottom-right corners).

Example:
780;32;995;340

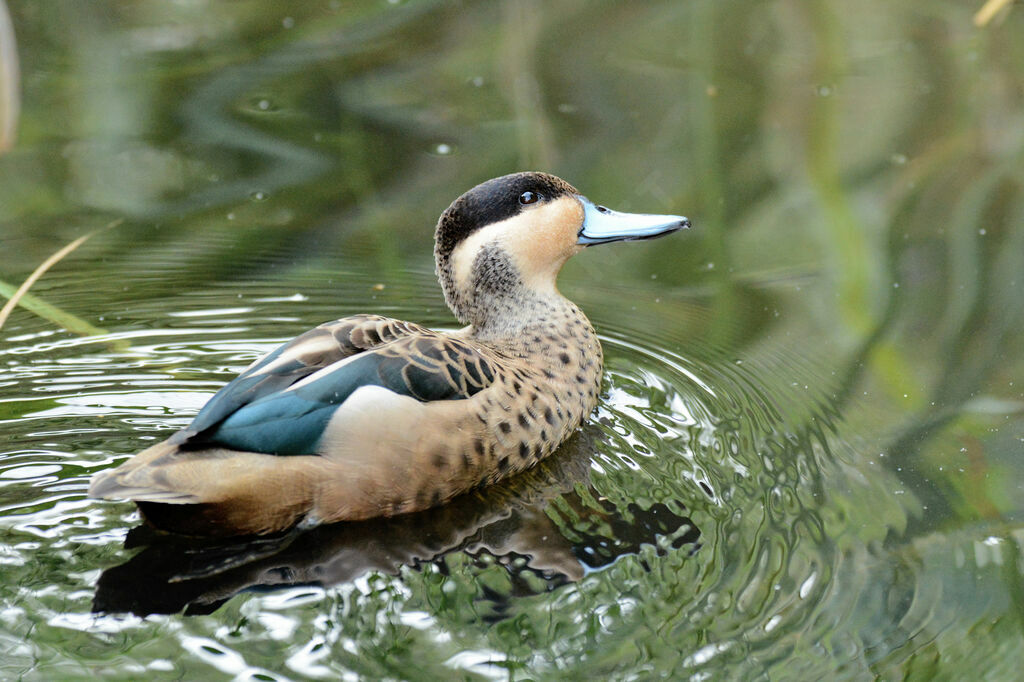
435;171;689;329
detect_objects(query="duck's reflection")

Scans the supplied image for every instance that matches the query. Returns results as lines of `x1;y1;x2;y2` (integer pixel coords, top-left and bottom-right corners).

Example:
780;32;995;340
93;427;700;616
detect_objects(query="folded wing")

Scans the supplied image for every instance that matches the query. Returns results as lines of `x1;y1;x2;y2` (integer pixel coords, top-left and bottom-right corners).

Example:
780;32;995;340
181;333;497;456
170;314;430;445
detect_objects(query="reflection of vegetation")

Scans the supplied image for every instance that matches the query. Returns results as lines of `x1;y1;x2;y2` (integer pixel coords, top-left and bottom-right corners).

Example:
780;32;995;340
1;0;1023;678
805;0;875;334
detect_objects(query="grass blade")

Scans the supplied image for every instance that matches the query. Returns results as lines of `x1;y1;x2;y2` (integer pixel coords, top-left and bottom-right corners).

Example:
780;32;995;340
0;219;122;333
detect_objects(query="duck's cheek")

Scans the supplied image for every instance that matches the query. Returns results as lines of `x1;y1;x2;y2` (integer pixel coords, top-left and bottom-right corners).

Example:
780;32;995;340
507;198;585;266
542;195;587;255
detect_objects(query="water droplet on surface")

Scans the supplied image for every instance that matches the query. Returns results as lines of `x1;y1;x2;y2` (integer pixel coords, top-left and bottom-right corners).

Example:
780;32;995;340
251;191;268;201
432;143;453;156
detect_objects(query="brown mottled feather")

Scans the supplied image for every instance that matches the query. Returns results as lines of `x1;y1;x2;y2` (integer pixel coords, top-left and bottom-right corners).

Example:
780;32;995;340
88;172;680;536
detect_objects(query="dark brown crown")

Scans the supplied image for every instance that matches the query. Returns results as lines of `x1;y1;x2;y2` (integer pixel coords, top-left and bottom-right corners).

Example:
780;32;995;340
434;172;578;263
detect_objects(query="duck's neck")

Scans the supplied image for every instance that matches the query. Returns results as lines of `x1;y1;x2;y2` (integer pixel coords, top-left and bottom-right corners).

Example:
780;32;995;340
463;287;584;349
439;244;596;353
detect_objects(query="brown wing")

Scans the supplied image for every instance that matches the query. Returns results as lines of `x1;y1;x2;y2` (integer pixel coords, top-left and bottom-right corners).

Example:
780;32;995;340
169;314;430;443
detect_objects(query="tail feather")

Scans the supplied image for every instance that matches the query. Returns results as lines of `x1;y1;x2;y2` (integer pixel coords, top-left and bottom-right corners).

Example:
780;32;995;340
88;441;200;504
88;469;201;504
88;438;324;535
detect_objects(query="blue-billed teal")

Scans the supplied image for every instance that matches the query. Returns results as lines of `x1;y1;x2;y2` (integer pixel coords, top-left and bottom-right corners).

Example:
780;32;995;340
89;172;689;535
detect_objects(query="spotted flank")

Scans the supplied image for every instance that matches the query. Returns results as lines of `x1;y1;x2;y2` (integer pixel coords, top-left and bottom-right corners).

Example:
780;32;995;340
88;172;688;536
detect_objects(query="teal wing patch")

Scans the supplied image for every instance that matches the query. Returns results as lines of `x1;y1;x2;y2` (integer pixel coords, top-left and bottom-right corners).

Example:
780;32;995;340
171;315;428;445
183;334;497;456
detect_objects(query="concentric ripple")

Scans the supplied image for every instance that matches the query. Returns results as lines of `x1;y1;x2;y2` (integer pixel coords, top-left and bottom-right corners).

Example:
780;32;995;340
0;261;981;679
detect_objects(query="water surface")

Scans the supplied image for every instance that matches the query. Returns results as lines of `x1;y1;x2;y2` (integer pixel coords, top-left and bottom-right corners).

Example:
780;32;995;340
2;1;1023;679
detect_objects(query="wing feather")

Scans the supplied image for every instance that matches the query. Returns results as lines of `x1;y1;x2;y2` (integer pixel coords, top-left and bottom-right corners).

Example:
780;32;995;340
184;333;497;456
170;315;428;444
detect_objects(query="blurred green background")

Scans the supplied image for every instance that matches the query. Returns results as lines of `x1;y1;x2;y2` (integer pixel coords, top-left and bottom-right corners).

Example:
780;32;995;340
1;0;1023;679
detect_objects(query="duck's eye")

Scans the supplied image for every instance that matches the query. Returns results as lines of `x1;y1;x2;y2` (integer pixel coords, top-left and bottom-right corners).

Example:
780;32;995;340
519;191;540;205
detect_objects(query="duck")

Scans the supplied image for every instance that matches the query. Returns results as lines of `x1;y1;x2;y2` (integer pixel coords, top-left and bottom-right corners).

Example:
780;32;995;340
88;172;689;536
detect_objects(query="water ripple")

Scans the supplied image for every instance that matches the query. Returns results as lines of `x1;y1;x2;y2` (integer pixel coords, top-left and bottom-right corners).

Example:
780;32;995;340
0;264;994;679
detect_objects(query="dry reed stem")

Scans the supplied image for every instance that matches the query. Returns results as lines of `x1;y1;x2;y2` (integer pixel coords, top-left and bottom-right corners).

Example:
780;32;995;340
0;219;123;331
974;0;1014;26
0;0;19;153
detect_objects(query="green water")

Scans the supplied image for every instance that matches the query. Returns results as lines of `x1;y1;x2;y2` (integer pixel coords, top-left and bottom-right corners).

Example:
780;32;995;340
2;1;1023;679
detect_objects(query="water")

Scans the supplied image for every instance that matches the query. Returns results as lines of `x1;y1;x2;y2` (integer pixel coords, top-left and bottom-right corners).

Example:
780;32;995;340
2;1;1024;679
